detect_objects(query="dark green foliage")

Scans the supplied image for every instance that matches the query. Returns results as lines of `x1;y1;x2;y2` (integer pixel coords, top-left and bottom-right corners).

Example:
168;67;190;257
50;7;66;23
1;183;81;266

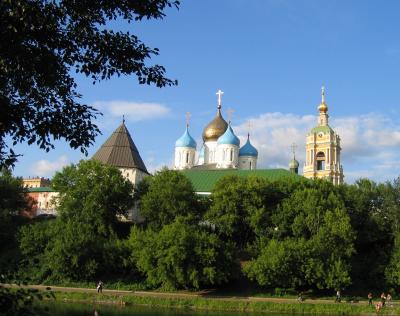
385;233;400;287
18;220;56;282
18;160;136;282
0;169;30;217
245;179;355;290
9;169;400;293
206;175;281;251
244;238;303;289
0;0;179;167
45;221;110;281
52;159;134;236
128;220;236;290
0;273;53;316
0;169;31;256
340;179;394;289
138;169;201;229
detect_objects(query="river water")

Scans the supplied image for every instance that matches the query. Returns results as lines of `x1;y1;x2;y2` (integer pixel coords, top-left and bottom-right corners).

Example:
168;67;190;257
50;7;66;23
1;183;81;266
38;302;254;316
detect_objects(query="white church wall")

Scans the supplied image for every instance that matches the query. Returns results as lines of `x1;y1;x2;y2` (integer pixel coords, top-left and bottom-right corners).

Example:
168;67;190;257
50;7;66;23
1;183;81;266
204;141;218;164
239;156;257;170
216;144;239;169
174;147;196;169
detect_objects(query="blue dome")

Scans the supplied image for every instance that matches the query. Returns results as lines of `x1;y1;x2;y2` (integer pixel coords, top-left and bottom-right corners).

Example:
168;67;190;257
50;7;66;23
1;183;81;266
217;124;240;146
239;136;258;157
175;127;197;148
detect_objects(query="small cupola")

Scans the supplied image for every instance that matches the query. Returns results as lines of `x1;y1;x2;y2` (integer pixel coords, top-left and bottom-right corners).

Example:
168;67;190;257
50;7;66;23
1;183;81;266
239;134;258;157
217;123;240;146
175;126;197;149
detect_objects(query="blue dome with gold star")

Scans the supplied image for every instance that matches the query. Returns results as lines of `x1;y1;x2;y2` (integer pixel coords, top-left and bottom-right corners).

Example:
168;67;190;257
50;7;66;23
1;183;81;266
175;126;197;148
239;134;258;157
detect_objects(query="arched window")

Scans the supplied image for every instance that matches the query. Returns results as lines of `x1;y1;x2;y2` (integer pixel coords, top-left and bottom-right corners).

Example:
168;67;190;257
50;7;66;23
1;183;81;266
249;161;252;169
316;151;325;170
230;149;233;161
186;152;189;163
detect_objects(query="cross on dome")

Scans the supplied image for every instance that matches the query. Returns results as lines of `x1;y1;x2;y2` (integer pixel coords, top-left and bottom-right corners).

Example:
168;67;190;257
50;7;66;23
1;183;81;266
321;86;326;103
185;112;191;127
247;120;253;137
227;108;235;123
291;142;297;158
216;89;224;109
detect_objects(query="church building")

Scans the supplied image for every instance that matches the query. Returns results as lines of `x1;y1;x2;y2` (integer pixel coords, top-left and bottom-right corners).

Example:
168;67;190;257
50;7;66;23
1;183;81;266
174;90;258;171
23;87;345;219
303;87;344;185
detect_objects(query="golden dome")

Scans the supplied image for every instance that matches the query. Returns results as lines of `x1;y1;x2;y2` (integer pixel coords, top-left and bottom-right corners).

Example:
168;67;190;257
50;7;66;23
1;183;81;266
318;86;328;113
318;102;328;113
202;108;228;142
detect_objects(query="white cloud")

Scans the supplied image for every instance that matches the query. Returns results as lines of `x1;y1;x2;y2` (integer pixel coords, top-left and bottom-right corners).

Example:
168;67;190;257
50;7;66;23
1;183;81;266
93;100;171;122
30;155;69;177
234;112;314;170
233;112;400;183
143;151;172;174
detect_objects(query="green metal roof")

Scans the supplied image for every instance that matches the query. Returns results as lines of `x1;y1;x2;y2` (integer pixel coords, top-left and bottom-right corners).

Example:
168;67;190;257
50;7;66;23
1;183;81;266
26;187;55;193
310;125;333;134
181;168;301;193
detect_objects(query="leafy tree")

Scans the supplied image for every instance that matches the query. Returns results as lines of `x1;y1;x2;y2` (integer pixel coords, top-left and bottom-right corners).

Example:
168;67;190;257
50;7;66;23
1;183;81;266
0;0;179;167
340;179;393;289
18;160;135;282
138;169;201;229
244;238;304;289
385;232;400;288
301;208;354;290
18;220;57;282
206;175;284;251
129;220;236;290
44;221;113;281
0;273;53;316
246;181;355;290
0;169;29;216
0;169;31;253
52;159;134;236
206;176;249;248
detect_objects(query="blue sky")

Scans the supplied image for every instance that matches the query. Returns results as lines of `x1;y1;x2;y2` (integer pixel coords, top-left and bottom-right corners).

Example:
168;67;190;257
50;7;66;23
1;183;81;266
12;0;400;183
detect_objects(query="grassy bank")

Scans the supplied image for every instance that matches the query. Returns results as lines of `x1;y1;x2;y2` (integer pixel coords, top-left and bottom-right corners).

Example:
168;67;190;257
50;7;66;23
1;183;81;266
50;291;395;315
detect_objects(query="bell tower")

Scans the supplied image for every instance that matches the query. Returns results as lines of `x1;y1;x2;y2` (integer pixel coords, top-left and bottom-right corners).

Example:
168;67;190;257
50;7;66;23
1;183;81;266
303;87;344;185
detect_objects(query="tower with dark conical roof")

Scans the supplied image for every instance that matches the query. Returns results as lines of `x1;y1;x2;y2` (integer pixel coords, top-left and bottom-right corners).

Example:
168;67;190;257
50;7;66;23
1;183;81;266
92;120;149;187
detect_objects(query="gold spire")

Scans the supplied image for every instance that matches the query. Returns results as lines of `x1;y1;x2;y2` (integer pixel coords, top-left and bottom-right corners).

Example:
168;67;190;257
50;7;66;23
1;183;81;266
318;86;328;113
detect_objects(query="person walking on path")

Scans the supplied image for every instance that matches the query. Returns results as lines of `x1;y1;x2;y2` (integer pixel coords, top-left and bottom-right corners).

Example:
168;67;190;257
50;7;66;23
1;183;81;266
368;292;373;306
96;280;103;293
335;290;341;303
380;292;386;307
387;293;392;307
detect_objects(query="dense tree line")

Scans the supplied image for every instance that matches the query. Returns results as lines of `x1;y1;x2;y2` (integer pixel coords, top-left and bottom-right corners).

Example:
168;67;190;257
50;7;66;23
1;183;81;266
2;165;400;293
